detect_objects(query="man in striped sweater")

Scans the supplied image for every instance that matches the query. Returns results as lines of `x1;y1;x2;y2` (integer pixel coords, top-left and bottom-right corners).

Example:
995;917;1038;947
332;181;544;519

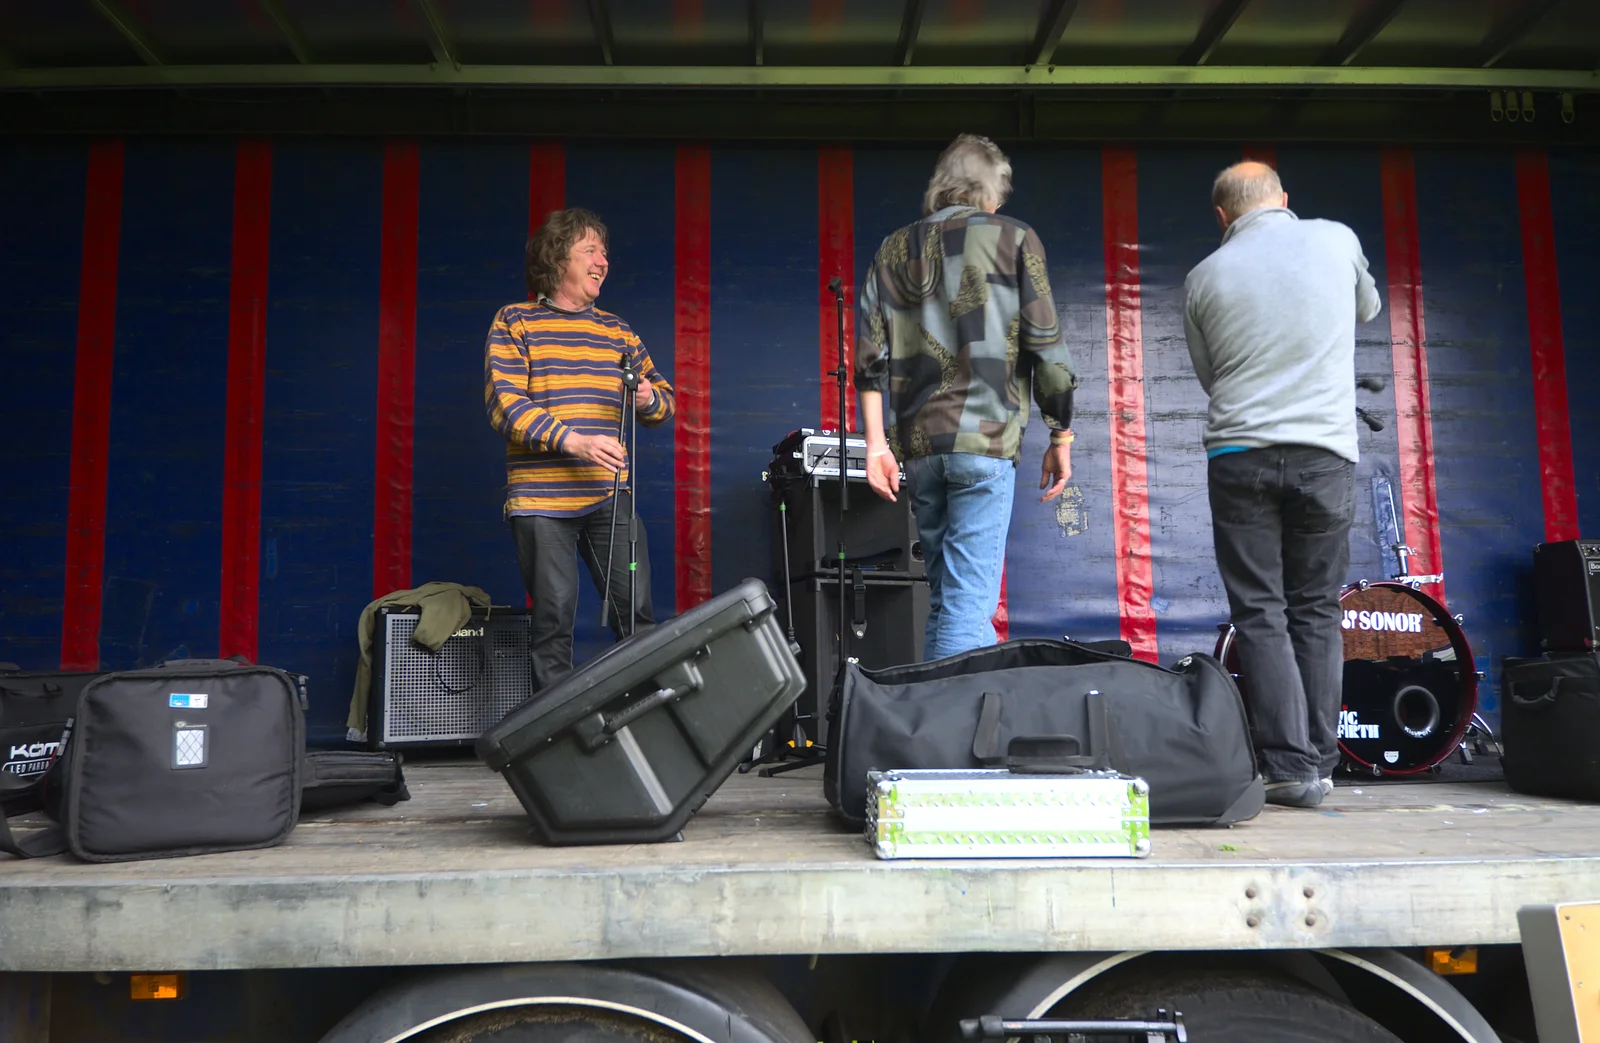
485;207;676;689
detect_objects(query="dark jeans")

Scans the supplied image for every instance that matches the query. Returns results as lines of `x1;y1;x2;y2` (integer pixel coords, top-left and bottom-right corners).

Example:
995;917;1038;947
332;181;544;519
510;492;654;691
1209;446;1354;783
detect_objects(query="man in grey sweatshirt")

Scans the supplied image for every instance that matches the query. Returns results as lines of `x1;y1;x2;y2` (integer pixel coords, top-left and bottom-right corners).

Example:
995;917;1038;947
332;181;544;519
1183;161;1383;809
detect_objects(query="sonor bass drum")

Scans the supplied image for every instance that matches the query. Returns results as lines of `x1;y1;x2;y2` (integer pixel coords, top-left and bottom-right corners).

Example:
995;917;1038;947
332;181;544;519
1215;581;1479;776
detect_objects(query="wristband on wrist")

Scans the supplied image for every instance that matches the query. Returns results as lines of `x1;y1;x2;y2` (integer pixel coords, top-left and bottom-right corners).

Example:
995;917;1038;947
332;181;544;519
868;447;893;458
1049;429;1075;446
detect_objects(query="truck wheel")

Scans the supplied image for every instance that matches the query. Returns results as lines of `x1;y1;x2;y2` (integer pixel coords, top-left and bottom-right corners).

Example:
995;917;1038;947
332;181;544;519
410;1003;690;1042
1056;969;1404;1043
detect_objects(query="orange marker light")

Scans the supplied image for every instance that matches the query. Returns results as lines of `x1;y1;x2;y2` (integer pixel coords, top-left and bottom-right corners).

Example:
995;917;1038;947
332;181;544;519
1426;947;1478;975
129;973;185;1001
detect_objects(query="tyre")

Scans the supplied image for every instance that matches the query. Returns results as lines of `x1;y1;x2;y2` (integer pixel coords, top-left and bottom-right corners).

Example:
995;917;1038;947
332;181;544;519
411;1003;693;1043
1055;967;1404;1043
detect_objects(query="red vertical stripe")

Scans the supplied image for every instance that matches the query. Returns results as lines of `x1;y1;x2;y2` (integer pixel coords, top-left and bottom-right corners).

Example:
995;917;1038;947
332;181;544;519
1102;148;1158;663
818;146;856;431
1515;149;1580;544
528;141;566;237
674;145;713;613
60;140;125;671
219;140;273;663
1379;148;1445;602
373;141;419;600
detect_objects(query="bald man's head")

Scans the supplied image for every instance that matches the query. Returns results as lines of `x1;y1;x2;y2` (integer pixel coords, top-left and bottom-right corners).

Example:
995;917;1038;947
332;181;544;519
1212;161;1286;226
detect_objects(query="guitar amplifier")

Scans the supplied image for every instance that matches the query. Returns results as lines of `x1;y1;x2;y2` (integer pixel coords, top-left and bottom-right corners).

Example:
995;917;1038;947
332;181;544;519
368;606;533;749
1534;539;1600;652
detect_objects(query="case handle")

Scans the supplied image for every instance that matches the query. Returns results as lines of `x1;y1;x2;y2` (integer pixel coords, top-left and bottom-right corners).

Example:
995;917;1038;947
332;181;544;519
573;660;704;751
972;690;1123;774
1506;677;1561;712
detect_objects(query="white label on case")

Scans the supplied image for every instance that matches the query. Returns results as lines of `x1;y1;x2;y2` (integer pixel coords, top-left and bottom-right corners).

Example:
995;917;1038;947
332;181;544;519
169;693;208;709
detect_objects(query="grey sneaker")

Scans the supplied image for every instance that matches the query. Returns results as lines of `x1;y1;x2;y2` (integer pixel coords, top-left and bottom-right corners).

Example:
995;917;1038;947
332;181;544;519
1264;779;1324;808
1319;776;1334;796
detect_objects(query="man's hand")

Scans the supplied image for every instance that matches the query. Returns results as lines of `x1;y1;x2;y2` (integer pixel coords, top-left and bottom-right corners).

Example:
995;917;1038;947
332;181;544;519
634;380;655;410
1040;444;1071;502
567;432;627;473
866;447;900;502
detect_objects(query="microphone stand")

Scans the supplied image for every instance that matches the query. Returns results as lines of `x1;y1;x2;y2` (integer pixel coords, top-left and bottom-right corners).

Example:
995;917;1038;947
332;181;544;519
600;356;641;638
756;275;852;778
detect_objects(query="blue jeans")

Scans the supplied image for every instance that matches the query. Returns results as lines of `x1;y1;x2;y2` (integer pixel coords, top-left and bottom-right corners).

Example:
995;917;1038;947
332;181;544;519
906;452;1016;661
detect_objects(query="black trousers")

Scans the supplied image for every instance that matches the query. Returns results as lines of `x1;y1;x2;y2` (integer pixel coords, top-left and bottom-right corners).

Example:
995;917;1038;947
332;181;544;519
1209;446;1354;783
510;492;654;691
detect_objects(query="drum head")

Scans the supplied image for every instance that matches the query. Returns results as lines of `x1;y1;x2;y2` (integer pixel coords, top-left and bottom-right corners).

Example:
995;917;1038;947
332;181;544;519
1213;581;1479;776
1337;582;1477;774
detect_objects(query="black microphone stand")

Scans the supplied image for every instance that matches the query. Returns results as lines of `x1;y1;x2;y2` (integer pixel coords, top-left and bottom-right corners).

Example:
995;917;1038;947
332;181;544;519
600;356;641;638
754;275;853;778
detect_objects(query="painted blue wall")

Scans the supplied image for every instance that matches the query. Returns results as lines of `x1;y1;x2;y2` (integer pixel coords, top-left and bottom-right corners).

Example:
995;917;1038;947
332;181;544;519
2;136;1595;741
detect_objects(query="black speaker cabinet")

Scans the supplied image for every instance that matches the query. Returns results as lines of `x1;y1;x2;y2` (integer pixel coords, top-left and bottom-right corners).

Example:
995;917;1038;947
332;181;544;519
782;571;929;748
1534;539;1600;652
772;476;925;580
369;606;533;749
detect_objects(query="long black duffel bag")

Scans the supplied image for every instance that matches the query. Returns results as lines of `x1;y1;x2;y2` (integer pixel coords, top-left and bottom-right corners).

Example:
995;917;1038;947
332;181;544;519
1501;653;1600;801
0;657;306;862
824;638;1264;828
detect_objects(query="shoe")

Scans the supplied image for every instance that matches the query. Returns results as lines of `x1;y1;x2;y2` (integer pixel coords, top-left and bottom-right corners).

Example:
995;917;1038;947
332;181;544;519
1264;779;1324;808
1319;776;1334;797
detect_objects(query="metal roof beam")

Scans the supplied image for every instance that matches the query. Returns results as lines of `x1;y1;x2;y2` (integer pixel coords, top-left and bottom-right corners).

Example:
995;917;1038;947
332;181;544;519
1480;0;1564;68
414;0;459;69
1179;0;1252;66
896;0;926;67
258;0;314;64
588;0;615;67
749;0;762;67
1323;0;1405;66
2;65;1597;92
89;0;163;67
1029;0;1080;68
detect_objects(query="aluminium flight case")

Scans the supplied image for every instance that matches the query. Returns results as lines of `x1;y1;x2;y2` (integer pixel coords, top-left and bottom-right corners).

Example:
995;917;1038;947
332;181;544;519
476;578;806;845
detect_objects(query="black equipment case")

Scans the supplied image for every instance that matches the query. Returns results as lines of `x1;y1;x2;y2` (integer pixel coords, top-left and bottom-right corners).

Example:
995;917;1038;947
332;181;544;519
477;578;806;845
0;665;103;814
1500;652;1600;801
301;750;411;812
825;638;1265;828
0;658;306;862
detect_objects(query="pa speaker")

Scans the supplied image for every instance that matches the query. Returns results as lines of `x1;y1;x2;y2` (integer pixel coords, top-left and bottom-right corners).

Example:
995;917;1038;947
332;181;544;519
772;477;925;580
783;572;929;748
368;607;533;749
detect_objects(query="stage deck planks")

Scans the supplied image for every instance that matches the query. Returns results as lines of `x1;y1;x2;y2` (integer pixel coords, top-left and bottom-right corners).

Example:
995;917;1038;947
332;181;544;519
1;760;1597;971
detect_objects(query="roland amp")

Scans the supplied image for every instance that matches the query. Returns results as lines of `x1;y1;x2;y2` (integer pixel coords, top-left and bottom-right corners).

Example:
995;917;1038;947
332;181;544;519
1534;539;1600;652
368;606;533;749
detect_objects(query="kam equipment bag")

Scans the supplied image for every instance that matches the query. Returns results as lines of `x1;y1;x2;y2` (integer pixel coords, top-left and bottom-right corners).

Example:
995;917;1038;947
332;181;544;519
0;657;306;863
0;665;104;815
1500;652;1600;801
825;638;1264;828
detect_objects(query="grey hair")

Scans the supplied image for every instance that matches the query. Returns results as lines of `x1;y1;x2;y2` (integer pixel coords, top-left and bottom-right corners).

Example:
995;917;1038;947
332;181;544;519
1211;162;1283;220
922;134;1013;216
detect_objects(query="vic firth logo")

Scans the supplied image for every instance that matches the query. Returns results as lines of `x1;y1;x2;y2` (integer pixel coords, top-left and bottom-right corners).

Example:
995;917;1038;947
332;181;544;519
1338;709;1379;740
1342;610;1425;633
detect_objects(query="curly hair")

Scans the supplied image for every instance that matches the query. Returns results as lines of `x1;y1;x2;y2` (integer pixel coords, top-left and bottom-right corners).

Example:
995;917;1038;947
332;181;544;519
923;133;1013;217
525;207;610;299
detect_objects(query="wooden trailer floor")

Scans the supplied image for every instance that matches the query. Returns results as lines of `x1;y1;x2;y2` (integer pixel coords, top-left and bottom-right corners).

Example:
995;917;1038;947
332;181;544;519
1;759;1598;971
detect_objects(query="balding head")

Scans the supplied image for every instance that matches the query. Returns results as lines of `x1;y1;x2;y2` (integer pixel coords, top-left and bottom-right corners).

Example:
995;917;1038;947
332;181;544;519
1211;161;1287;227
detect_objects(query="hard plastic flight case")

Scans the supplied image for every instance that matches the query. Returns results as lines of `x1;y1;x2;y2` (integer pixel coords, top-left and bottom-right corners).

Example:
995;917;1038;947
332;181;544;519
476;578;807;845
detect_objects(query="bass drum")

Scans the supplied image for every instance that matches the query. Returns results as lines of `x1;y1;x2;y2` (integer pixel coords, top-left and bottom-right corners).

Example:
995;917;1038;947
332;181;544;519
1215;581;1478;776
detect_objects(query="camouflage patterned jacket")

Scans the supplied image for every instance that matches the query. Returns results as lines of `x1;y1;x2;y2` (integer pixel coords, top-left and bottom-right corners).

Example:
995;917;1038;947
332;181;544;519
855;205;1078;464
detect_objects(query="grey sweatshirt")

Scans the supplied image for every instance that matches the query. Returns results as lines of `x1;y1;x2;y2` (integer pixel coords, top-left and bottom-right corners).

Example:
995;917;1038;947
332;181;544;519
1182;207;1382;463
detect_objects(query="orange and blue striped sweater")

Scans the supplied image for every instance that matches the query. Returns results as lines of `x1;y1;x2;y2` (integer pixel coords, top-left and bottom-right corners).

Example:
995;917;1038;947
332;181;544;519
485;299;675;518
